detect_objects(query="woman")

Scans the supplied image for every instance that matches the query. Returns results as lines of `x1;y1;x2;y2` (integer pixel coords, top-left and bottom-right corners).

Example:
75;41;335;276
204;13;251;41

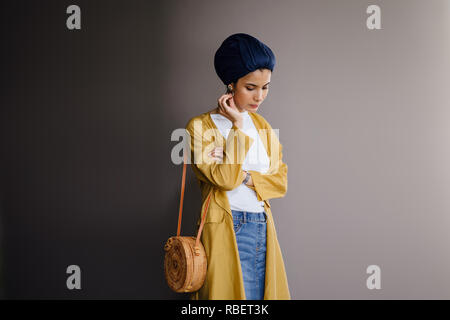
185;33;290;300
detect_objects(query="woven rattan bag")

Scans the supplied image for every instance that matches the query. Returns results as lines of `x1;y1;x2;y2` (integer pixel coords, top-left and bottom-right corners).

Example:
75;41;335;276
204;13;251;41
164;154;212;293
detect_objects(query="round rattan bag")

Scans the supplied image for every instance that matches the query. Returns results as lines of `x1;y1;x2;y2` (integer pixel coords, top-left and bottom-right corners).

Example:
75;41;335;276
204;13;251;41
163;155;212;293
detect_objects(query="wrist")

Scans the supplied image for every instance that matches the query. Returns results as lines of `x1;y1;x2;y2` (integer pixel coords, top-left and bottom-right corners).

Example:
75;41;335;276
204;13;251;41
242;170;250;184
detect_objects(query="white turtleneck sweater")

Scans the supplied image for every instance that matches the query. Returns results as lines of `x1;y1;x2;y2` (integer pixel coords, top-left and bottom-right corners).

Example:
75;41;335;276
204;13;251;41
210;110;270;212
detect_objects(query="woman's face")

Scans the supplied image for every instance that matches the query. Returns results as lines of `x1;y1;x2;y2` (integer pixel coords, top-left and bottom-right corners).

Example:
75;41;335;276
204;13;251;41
231;68;271;113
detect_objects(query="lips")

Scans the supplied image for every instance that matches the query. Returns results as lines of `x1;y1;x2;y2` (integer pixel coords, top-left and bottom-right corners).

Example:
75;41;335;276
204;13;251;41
249;104;259;108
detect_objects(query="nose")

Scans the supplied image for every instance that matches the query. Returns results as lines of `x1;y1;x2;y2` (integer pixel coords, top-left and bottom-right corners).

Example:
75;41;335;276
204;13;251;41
254;90;264;102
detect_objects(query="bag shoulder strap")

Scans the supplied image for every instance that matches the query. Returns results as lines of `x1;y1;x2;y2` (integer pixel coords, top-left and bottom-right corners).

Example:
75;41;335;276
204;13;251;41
176;152;212;250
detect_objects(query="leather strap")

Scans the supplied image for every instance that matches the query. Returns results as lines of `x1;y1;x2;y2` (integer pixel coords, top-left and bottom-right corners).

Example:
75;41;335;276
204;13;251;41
177;152;212;249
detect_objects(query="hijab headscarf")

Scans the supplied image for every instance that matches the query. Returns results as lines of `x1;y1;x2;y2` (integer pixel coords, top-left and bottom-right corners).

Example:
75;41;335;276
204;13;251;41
214;33;276;86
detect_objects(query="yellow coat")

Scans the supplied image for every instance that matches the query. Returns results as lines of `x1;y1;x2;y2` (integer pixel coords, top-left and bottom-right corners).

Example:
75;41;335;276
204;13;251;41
185;110;290;300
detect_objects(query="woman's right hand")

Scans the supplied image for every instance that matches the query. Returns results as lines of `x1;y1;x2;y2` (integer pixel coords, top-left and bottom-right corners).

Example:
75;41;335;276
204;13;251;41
216;93;243;127
208;146;223;162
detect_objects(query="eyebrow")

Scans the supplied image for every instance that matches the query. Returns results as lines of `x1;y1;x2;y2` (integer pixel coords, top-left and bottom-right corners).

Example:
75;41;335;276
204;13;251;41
245;82;270;86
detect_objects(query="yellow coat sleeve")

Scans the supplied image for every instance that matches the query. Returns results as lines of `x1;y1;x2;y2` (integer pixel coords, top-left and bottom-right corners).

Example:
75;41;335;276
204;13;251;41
185;119;254;191
247;125;288;201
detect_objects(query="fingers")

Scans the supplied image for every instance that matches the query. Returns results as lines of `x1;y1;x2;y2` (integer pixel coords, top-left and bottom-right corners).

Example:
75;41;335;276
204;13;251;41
217;95;225;111
223;94;233;109
217;93;239;123
217;93;233;111
209;147;223;158
208;146;224;161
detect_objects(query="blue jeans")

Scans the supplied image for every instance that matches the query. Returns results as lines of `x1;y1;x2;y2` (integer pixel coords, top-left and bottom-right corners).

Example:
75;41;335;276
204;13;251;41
231;210;267;300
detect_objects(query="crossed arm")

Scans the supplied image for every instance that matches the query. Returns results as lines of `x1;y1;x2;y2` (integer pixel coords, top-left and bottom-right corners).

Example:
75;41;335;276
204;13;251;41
185;119;287;201
246;141;288;201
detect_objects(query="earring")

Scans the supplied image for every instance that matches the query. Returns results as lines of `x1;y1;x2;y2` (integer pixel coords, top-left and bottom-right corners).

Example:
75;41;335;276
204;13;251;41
228;85;234;96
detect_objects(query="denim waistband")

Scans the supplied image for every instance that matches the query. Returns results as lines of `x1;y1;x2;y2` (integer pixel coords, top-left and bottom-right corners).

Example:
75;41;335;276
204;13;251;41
231;210;267;222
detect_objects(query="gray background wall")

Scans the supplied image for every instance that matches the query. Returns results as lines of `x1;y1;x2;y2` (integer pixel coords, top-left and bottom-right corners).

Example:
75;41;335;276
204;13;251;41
1;0;450;299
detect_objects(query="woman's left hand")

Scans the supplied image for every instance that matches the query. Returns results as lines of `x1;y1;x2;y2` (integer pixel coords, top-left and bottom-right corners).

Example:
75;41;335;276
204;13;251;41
243;171;254;187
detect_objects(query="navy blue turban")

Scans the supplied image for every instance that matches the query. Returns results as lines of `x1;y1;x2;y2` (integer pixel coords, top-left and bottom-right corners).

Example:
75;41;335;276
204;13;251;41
214;33;276;86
